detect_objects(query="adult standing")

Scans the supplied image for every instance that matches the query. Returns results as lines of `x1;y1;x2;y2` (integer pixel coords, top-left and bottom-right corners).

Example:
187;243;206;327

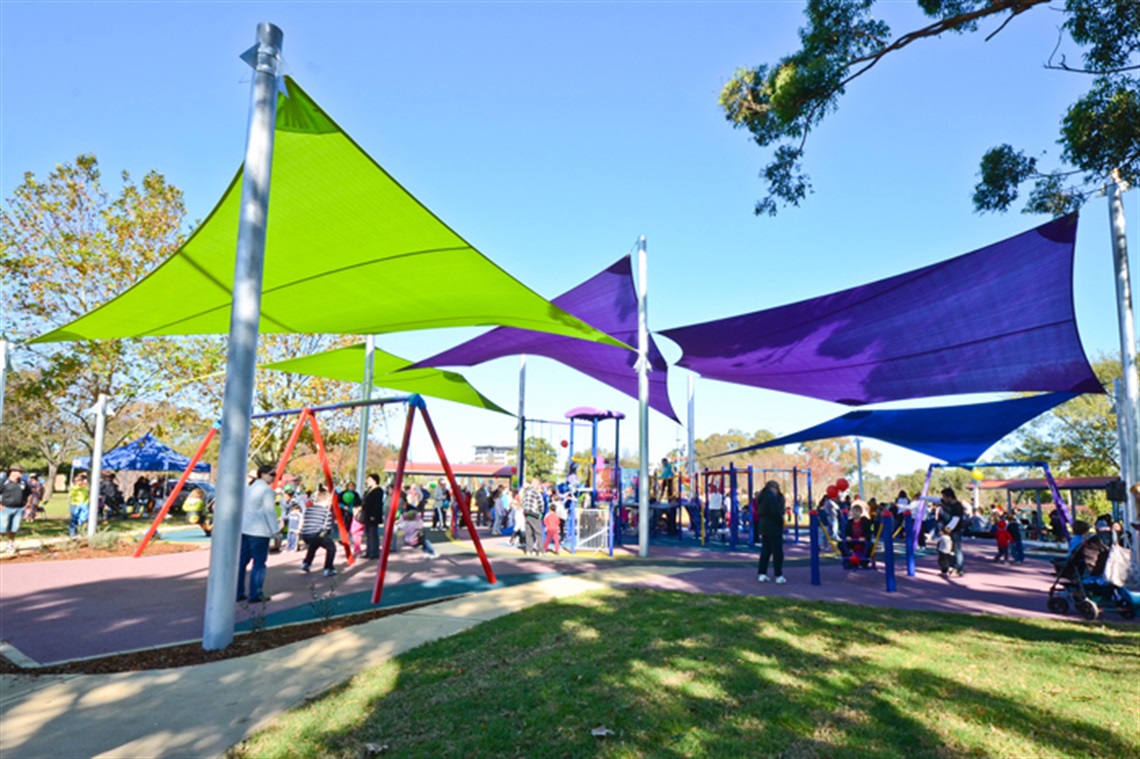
238;465;279;603
362;473;385;559
1;465;31;553
942;487;967;576
430;478;447;529
475;482;491;527
755;480;787;584
521;477;545;556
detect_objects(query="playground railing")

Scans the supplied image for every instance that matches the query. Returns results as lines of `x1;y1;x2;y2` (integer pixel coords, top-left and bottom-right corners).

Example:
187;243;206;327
577;508;611;554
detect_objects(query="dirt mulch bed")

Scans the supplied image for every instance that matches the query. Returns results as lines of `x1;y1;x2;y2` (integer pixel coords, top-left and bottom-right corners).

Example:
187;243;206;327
0;595;460;677
0;540;200;563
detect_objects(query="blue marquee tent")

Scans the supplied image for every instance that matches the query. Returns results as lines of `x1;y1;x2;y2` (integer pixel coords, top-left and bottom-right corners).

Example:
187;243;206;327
72;433;211;473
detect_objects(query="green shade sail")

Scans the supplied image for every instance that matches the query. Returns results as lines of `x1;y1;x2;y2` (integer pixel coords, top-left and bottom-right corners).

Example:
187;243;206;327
33;78;619;347
261;343;510;415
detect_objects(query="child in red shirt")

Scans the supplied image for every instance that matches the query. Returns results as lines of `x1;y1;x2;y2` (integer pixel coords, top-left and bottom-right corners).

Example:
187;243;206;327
993;519;1012;563
542;508;562;554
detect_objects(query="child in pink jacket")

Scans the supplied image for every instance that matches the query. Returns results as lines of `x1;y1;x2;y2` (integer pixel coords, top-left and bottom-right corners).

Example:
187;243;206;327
542;508;561;554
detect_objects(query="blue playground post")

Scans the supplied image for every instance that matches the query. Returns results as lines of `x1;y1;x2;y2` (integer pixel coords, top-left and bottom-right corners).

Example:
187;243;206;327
792;466;800;543
839;508;848;552
729;462;738;550
747;465;755;548
809;509;821;586
568;497;578;554
883;512;896;593
905;512;915;576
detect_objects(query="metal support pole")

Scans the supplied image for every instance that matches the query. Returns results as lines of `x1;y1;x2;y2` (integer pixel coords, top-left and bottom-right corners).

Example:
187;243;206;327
516;355;526;486
854;436;865;498
1108;177;1140;585
687;375;696;501
203;22;283;652
747;465;755;548
355;335;375;495
86;393;108;538
637;236;650;558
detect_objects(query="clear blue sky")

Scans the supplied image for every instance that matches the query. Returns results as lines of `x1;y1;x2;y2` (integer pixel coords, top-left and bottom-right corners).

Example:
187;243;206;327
2;1;1136;477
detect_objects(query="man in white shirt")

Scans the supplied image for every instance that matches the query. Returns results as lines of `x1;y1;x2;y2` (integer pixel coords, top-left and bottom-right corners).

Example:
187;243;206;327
238;465;280;603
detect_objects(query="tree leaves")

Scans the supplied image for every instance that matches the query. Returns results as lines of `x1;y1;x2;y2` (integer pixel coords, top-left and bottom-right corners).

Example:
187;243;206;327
723;0;1137;217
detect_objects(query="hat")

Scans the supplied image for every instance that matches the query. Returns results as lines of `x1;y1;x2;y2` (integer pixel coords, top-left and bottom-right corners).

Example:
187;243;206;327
9;464;24;472
283;484;295;494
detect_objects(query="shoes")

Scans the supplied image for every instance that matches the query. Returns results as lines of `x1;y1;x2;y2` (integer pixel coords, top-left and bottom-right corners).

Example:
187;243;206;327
323;568;337;577
955;569;965;577
775;576;787;585
248;594;272;603
427;553;440;560
300;563;311;573
758;574;770;583
236;594;248;602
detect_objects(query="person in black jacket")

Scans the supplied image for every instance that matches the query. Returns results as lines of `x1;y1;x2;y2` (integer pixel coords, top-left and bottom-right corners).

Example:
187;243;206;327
362;473;385;559
755;480;787;584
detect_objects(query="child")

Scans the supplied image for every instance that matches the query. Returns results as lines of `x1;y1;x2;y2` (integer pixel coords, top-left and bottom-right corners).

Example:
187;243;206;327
399;507;438;558
993;518;1012;563
509;491;526;548
543;507;562;554
286;504;303;552
937;527;954;576
350;507;366;558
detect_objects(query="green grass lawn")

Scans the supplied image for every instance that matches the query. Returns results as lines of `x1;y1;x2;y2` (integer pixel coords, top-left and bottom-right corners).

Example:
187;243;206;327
19;496;164;539
231;589;1140;759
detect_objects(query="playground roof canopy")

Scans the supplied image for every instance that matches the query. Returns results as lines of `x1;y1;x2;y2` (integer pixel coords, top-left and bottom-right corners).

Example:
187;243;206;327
260;344;509;414
565;407;627;421
412;256;679;422
32;78;618;348
661;215;1103;405
72;433;211;473
713;392;1077;464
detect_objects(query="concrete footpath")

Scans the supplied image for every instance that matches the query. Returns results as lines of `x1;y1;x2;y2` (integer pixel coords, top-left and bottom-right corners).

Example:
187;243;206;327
0;565;688;759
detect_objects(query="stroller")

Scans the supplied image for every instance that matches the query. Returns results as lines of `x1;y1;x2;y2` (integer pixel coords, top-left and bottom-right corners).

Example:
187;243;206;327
1047;537;1135;620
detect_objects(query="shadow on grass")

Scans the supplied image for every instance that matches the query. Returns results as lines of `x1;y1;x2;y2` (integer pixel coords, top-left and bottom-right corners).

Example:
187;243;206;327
232;590;1140;759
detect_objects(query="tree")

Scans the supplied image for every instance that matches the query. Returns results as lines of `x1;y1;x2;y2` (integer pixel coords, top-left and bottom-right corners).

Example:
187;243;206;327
1001;355;1120;476
0;155;224;492
519;436;557;481
797;438;882;480
720;0;1138;216
693;428;776;470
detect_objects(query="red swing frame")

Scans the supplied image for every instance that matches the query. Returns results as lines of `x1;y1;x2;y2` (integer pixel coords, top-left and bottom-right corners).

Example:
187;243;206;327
133;395;498;607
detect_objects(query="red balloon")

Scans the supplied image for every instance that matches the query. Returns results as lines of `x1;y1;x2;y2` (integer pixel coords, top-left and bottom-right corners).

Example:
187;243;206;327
826;485;839;499
511;467;518;474
836;478;850;491
561;440;569;448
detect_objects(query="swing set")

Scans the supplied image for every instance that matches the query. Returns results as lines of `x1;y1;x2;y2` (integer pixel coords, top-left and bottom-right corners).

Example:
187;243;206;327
132;394;496;605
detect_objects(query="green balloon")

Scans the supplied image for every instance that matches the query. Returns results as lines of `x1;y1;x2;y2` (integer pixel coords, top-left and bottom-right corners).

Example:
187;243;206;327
342;491;355;505
428;482;437;490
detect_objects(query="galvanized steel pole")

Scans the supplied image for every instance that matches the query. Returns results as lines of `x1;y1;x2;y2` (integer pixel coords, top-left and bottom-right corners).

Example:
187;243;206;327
637;236;650;557
1108;177;1140;587
355;335;375;494
687;375;696;501
854;436;865;499
86;393;108;538
517;355;526;485
203;22;283;651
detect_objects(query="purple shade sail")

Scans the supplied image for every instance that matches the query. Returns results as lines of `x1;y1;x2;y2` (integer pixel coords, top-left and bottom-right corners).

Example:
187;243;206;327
413;256;679;422
661;214;1103;405
712;393;1078;464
